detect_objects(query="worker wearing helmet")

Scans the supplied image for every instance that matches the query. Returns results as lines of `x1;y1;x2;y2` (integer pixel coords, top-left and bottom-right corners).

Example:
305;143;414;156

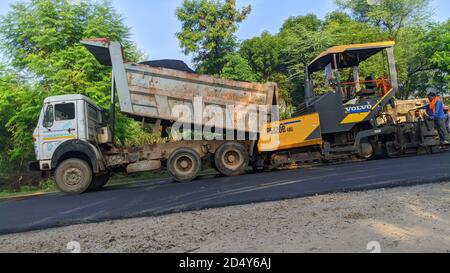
422;88;449;144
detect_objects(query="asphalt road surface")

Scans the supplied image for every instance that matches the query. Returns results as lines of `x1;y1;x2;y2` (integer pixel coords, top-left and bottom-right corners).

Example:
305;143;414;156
1;152;450;235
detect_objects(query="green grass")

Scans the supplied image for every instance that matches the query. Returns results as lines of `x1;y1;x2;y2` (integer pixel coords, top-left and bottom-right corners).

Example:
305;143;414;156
0;179;57;199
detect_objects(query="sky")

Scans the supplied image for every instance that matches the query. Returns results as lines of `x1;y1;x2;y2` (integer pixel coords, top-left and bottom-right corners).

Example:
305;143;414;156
0;0;449;66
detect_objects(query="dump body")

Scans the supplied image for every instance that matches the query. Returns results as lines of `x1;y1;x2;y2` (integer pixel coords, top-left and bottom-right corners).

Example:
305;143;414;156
82;39;278;133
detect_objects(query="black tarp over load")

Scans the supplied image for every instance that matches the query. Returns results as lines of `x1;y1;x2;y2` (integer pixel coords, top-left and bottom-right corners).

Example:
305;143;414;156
139;60;195;73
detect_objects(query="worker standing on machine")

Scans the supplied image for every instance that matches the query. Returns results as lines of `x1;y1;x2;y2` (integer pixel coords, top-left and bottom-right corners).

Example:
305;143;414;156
421;89;450;145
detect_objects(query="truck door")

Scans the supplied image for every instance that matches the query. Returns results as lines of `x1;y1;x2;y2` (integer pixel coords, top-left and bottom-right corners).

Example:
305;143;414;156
40;102;78;160
86;103;100;142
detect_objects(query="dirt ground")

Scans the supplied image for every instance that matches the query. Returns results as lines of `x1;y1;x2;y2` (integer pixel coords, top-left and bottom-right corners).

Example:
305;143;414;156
0;182;449;253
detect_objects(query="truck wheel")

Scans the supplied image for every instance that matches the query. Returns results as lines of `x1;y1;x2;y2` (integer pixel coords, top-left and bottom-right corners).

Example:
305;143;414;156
88;173;111;191
55;159;92;195
214;142;249;176
167;148;202;182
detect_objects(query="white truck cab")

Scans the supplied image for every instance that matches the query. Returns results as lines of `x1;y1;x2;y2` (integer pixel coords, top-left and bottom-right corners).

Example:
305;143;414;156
30;94;110;194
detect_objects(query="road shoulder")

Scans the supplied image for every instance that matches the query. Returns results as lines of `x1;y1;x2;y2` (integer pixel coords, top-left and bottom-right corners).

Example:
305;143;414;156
1;182;449;253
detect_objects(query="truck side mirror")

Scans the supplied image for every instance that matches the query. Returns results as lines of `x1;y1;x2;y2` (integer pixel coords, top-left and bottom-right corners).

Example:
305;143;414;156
43;105;54;129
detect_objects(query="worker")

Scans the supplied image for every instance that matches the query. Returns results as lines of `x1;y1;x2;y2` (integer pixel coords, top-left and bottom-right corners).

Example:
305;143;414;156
444;106;450;133
421;89;449;144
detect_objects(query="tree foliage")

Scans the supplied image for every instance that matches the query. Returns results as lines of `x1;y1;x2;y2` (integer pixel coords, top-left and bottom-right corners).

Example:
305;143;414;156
176;0;251;74
336;0;431;38
239;32;284;82
425;20;450;90
0;0;141;108
0;0;143;174
219;53;258;82
0;66;37;171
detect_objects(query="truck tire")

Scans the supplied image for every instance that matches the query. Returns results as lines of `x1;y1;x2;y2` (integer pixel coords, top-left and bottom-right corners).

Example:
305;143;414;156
88;173;111;191
214;142;249;176
167;148;202;182
55;159;93;195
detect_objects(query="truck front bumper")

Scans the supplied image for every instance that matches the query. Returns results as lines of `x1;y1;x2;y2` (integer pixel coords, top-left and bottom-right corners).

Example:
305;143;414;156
28;161;41;172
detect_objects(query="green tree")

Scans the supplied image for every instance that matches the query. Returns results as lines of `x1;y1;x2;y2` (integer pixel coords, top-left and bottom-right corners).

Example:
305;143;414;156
0;66;37;171
0;0;142;173
394;26;430;98
281;13;323;32
425;20;450;92
336;0;431;39
397;20;450;98
239;31;284;81
176;0;251;74
279;18;332;105
238;31;294;115
220;53;258;82
0;0;141;108
324;11;388;44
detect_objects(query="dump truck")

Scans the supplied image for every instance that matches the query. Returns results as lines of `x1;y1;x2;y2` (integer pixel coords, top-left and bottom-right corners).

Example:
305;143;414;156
29;39;443;194
29;38;279;194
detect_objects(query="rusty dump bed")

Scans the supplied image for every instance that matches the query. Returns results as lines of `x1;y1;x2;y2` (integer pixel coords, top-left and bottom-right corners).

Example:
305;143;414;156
82;39;279;133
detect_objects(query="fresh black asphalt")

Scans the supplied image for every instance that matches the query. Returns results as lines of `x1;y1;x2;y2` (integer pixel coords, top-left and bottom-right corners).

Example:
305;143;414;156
1;152;449;235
